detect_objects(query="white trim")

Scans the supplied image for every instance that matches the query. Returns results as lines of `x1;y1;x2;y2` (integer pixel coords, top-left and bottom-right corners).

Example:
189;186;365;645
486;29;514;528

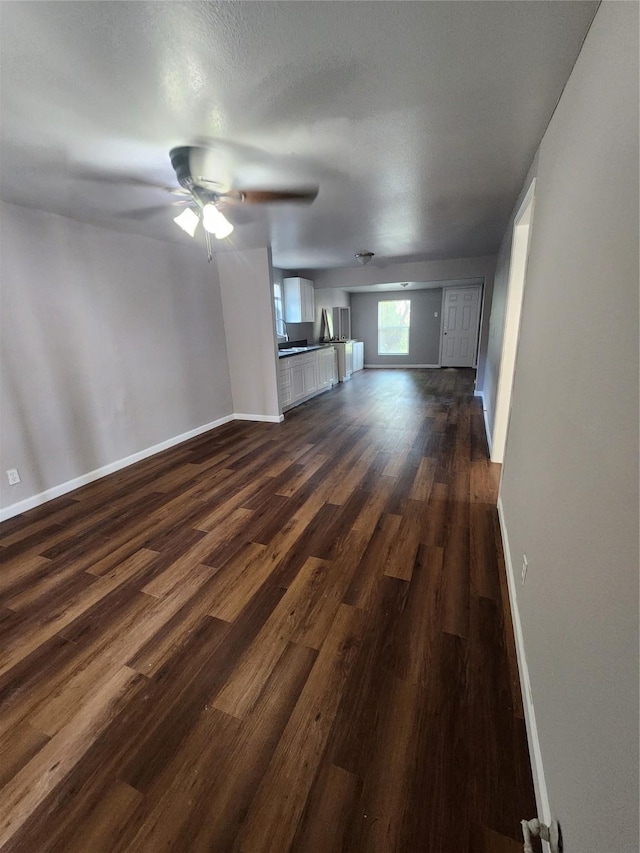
474;390;493;456
474;276;487;371
516;178;537;223
497;496;551;847
232;412;284;423
364;363;440;369
0;412;290;522
491;178;536;464
483;407;493;457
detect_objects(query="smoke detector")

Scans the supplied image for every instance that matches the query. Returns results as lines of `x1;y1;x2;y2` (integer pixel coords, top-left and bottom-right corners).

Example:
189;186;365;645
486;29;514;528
355;252;375;266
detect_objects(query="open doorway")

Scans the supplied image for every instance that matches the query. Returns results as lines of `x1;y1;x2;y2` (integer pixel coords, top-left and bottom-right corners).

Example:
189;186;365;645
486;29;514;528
491;179;536;463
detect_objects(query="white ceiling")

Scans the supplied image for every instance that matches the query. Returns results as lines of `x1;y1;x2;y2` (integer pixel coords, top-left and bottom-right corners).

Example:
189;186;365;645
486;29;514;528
0;1;598;270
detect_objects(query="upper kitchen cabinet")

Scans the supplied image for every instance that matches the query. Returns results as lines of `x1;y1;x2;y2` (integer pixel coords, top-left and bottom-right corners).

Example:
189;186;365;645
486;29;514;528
283;277;315;323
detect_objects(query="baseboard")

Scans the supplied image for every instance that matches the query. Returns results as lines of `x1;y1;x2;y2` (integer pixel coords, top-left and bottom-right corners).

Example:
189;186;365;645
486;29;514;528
497;496;552;846
233;412;284;423
0;412;279;522
363;363;440;369
475;390;493;456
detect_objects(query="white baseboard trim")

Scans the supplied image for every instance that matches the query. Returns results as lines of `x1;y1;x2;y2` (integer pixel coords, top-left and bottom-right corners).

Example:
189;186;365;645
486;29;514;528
364;363;440;369
233;412;284;423
497;496;552;844
475;390;493;456
0;412;288;522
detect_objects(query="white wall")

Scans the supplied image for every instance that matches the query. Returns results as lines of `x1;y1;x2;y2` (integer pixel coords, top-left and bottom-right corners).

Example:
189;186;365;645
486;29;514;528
216;248;282;420
491;5;639;850
351;289;442;366
0;202;233;514
307;256;496;388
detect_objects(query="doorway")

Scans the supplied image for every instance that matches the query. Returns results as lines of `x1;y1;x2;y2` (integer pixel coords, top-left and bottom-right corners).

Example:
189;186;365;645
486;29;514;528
491;179;536;463
440;284;483;368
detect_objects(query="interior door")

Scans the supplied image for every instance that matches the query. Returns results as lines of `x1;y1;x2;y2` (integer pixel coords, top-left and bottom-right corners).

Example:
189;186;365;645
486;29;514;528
440;285;482;367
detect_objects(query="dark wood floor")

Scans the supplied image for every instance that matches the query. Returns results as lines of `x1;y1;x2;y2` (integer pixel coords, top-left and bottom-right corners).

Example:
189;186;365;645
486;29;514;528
0;368;535;852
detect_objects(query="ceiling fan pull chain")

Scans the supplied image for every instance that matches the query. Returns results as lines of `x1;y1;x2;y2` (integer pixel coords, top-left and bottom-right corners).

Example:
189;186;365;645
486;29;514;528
205;228;212;263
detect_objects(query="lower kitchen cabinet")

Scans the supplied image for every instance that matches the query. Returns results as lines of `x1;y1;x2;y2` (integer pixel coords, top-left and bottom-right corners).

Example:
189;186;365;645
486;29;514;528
303;353;317;396
279;346;337;413
333;340;354;381
279;361;293;407
316;346;336;390
352;340;364;372
291;363;305;402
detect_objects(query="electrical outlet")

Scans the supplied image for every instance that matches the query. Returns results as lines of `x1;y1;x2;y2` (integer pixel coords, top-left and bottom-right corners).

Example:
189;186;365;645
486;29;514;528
521;554;528;585
434;311;439;318
6;468;21;485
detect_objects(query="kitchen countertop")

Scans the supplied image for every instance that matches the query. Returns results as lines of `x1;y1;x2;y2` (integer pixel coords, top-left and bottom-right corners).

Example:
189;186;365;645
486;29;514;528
277;344;335;359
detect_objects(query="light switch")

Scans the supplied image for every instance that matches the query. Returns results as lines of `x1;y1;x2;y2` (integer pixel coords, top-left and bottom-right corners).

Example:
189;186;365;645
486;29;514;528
434;312;438;318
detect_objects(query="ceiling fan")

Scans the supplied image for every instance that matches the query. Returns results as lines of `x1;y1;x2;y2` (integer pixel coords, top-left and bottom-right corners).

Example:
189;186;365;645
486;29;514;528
167;144;319;254
75;140;320;258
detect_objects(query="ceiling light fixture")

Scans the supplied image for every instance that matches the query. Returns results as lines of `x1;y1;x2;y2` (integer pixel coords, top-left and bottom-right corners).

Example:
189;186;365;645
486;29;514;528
173;207;200;237
173;203;234;246
355;252;375;266
202;204;234;239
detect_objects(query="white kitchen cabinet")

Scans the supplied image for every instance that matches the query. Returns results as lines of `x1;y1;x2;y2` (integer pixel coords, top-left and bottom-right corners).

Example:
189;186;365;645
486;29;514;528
279;361;293;407
291;362;305;401
284;277;315;323
333;340;354;381
316;346;336;390
303;352;317;394
332;349;339;384
352;341;364;372
279;346;336;412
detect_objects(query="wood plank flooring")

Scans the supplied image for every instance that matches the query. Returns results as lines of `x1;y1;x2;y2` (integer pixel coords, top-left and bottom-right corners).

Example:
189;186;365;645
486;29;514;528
0;368;536;852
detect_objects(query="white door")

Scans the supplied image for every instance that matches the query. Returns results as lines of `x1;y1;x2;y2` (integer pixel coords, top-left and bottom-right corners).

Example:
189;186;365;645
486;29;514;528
440;285;482;367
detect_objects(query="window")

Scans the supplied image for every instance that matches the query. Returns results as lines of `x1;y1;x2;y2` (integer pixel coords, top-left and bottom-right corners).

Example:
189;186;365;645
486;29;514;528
273;282;286;336
378;299;410;355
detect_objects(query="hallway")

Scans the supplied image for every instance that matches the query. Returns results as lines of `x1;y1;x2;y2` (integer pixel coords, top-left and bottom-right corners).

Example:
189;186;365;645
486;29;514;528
0;368;536;852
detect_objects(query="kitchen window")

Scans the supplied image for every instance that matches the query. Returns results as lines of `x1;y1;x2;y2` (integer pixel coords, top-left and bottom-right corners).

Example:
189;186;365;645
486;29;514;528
378;299;410;355
274;282;286;336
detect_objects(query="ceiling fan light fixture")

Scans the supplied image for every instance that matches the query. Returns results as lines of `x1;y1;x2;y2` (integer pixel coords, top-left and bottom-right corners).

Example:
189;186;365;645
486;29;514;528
355;252;374;266
173;207;200;237
202;203;234;239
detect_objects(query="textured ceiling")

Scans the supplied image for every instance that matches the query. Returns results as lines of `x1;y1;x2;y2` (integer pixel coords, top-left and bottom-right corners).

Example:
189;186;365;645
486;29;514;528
0;1;598;269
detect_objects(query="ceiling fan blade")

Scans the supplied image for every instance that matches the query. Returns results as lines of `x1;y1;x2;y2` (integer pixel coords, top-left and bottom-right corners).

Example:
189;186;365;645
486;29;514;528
114;204;173;221
73;169;189;195
233;187;319;204
171;143;320;203
215;199;256;225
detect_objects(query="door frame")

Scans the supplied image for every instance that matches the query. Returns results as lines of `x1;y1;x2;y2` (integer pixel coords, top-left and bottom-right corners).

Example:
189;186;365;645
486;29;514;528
438;282;484;368
491;178;536;463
